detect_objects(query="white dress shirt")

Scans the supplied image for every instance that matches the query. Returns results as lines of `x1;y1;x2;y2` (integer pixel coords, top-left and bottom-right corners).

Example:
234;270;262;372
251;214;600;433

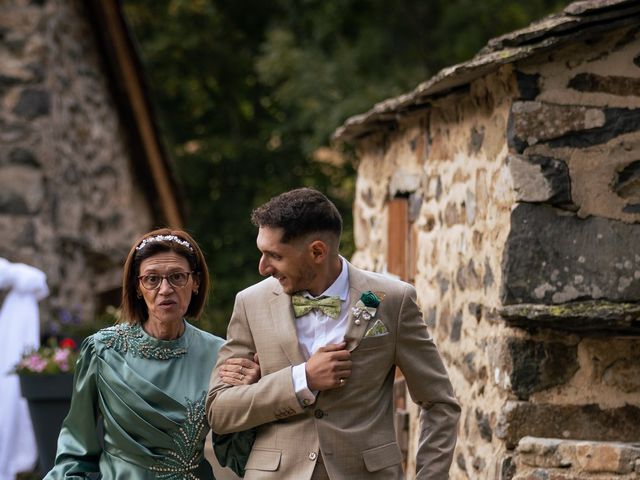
291;257;350;406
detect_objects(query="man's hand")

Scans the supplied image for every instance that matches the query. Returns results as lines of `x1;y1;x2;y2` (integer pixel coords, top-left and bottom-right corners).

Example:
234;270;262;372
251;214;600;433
306;342;352;391
220;354;261;386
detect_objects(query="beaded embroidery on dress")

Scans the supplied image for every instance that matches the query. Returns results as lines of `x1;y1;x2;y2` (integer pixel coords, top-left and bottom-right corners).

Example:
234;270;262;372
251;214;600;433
99;324;187;359
149;392;208;479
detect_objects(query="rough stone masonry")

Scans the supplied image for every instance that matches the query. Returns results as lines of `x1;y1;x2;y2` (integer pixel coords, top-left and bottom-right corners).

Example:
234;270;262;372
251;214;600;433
0;0;156;321
335;2;640;478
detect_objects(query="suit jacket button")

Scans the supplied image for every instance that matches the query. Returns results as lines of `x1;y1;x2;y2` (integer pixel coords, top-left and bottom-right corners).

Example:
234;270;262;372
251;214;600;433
314;409;324;419
309;452;318;461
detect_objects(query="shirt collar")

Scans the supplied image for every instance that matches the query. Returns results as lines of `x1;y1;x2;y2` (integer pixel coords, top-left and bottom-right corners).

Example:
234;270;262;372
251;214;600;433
306;256;349;301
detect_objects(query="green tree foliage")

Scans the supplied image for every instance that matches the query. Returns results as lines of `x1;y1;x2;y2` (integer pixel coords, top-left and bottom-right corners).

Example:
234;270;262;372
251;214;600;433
123;0;566;335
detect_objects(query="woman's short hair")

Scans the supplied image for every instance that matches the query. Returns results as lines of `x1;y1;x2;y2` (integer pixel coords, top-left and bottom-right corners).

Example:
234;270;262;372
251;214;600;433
120;228;209;325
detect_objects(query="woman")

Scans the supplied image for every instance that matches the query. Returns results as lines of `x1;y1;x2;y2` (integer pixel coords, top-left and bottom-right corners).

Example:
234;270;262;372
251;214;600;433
45;229;259;479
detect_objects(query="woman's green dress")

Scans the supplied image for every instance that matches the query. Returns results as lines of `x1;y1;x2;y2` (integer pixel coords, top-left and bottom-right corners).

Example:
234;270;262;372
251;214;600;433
45;321;223;479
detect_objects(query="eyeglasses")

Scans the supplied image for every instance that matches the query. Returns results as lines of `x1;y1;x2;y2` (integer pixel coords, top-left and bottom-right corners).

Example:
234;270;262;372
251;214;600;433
138;272;194;290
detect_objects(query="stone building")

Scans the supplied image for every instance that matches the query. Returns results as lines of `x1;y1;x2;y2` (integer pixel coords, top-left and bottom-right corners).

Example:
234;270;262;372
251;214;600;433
0;0;183;323
334;0;640;478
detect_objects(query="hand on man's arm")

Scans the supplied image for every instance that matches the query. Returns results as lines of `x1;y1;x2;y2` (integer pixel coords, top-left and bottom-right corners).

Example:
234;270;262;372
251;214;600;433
207;293;305;434
219;354;260;386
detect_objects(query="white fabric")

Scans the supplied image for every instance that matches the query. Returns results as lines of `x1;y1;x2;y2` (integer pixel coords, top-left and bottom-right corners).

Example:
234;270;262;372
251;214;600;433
291;257;350;405
0;258;49;480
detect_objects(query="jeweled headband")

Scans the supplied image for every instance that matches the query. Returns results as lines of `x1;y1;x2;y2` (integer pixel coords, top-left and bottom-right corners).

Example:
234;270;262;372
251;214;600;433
135;234;193;252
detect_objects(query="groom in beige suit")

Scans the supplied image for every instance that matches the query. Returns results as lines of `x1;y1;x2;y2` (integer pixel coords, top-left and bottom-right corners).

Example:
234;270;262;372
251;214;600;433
206;188;460;479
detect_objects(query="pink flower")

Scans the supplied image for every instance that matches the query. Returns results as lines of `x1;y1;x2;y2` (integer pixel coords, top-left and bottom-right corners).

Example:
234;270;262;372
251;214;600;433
14;337;79;375
53;348;72;372
54;348;70;363
23;354;48;373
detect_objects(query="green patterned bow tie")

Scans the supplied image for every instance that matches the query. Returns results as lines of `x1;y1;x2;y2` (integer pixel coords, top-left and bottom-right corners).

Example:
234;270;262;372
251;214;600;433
291;295;342;319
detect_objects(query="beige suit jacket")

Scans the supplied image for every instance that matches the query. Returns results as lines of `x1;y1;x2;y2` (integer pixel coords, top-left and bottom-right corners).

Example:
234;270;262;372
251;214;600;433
206;262;460;479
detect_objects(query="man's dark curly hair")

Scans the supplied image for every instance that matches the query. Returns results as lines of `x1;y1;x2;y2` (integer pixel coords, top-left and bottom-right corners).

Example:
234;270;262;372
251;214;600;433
251;188;343;243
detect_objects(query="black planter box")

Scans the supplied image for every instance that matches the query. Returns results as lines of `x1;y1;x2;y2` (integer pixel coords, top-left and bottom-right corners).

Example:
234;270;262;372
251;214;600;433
19;373;73;473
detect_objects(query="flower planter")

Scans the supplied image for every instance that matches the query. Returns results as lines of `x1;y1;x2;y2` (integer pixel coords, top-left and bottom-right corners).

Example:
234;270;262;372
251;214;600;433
19;373;74;473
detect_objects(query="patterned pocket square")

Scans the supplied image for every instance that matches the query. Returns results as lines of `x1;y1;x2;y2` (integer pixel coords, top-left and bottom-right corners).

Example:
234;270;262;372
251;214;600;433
364;319;388;337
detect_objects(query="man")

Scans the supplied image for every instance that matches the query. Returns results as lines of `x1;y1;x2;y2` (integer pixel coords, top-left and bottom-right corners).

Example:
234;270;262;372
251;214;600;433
207;188;460;479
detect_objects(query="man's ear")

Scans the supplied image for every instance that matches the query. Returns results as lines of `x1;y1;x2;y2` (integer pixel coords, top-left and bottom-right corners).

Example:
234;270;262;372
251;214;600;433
309;240;328;263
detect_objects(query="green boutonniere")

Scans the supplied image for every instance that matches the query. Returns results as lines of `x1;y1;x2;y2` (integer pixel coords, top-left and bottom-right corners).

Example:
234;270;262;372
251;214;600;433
360;291;381;308
352;291;384;325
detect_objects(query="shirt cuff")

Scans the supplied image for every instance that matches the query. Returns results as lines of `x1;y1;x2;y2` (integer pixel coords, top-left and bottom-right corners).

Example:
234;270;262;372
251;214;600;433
292;363;317;407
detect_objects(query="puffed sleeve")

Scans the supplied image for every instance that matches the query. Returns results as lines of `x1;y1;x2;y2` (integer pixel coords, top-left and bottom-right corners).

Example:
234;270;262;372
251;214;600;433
44;336;102;479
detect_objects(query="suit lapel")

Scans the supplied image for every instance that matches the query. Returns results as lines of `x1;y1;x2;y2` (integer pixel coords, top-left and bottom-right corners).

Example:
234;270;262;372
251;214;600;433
269;282;306;365
267;262;374;360
343;263;371;352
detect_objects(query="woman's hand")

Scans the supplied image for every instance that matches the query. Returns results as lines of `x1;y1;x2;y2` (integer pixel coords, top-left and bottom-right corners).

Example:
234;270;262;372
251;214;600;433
219;354;260;385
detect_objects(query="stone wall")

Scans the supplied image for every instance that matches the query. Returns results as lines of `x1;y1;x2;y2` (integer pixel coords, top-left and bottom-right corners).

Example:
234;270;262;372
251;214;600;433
494;24;640;480
350;23;640;480
353;63;522;478
0;0;155;323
